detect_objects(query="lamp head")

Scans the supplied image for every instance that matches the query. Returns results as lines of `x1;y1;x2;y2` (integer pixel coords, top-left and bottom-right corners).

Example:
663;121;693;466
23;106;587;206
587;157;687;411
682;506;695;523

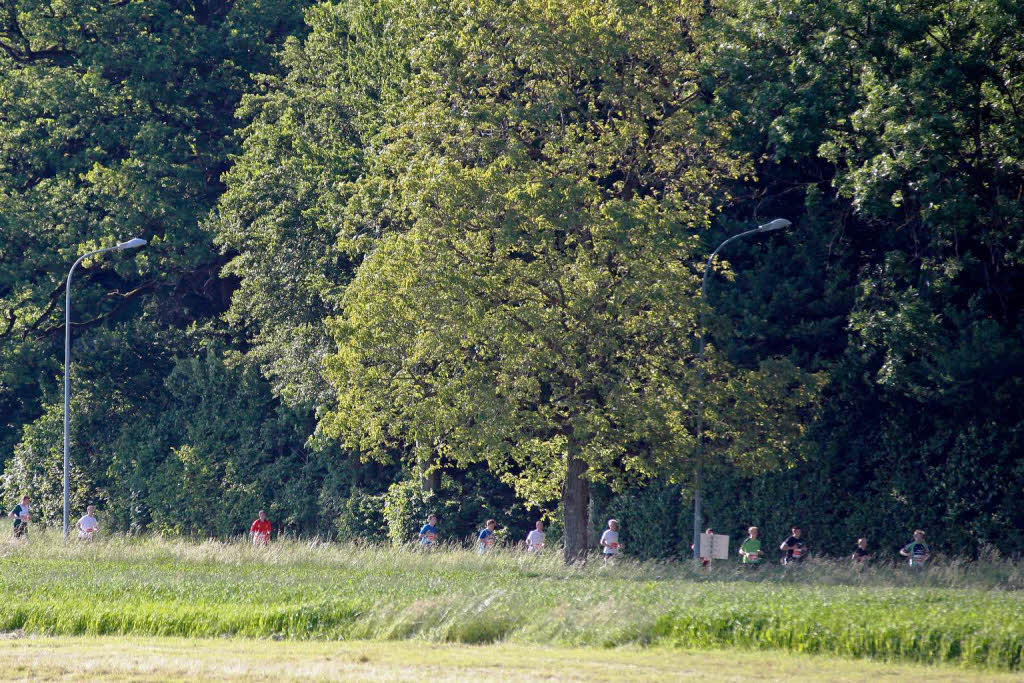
115;238;147;250
757;218;791;232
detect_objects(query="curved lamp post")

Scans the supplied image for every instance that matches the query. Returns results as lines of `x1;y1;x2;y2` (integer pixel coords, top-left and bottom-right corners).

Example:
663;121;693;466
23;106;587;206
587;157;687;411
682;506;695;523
64;238;147;540
692;219;790;562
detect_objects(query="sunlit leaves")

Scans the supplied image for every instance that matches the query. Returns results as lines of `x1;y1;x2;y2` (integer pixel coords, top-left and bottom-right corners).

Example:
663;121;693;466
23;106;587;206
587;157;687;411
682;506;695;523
323;0;821;515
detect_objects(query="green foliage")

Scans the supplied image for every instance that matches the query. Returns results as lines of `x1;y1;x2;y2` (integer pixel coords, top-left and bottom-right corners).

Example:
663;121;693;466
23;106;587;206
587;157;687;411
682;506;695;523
210;0;431;407
2;345;362;538
600;482;690;559
696;0;1024;558
333;488;388;542
0;0;314;530
0;0;309;366
321;0;821;562
377;467;541;547
381;479;431;546
1;0;1022;564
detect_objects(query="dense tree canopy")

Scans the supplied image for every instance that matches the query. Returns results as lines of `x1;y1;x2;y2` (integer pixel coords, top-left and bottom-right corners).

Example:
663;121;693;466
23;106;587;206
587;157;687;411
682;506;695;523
0;0;316;528
320;0;820;561
698;0;1024;554
1;0;1021;558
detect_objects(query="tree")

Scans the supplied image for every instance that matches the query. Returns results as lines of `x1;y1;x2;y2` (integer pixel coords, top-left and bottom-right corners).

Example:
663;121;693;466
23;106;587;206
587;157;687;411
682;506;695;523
0;0;309;522
697;0;1024;553
212;0;416;408
321;0;820;562
0;0;309;358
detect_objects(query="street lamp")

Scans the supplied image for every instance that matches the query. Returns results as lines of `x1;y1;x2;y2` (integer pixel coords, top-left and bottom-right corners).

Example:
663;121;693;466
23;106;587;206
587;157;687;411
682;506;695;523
64;238;147;540
692;219;790;562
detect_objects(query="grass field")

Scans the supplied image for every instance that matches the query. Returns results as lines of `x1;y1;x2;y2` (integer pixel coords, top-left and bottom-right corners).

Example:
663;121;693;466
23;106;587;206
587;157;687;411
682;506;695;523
0;532;1021;673
0;636;1019;681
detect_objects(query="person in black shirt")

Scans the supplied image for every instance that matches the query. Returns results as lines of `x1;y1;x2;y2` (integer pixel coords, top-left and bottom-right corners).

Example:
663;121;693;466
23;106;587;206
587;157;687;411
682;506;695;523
8;495;30;539
852;537;872;563
779;526;808;565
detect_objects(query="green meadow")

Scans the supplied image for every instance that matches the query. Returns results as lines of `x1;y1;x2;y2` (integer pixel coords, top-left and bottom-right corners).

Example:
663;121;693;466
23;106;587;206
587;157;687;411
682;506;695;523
0;533;1021;673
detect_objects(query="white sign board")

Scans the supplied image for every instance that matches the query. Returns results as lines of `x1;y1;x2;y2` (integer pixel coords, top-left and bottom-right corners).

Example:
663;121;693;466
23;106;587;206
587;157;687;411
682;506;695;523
698;533;730;560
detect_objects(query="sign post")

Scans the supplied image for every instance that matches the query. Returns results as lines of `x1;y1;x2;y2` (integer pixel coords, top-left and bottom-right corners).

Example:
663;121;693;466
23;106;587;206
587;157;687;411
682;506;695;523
698;533;730;561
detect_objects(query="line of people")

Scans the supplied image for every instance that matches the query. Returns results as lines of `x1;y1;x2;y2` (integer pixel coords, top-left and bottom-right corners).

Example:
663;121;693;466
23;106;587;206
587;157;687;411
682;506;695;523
422;513;932;567
5;496;268;545
6;496;100;540
420;514;624;561
8;495;934;567
734;525;931;566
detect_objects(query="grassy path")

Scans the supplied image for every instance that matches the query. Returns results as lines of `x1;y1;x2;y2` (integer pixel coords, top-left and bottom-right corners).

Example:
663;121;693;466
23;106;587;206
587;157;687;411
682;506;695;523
0;636;1017;681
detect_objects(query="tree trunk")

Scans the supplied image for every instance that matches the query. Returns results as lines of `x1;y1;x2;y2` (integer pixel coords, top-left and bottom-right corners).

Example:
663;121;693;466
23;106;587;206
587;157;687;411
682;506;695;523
562;452;590;564
416;441;440;493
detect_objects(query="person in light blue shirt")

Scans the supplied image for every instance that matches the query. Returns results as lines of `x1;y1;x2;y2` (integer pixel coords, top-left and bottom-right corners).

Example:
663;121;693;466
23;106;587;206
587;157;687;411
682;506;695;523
478;519;497;553
419;513;439;548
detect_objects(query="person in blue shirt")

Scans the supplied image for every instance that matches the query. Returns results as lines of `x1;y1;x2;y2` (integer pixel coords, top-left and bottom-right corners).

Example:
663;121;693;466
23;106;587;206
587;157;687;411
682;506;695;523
419;513;439;548
478;519;497;553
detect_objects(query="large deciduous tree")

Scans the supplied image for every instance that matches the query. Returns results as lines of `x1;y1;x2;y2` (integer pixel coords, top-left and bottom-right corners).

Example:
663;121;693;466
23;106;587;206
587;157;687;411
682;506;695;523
321;0;820;562
1;0;307;353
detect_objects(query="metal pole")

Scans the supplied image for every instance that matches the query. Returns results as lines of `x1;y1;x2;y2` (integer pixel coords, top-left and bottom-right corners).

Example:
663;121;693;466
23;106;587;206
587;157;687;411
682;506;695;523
63;246;115;541
64;265;73;541
693;220;789;562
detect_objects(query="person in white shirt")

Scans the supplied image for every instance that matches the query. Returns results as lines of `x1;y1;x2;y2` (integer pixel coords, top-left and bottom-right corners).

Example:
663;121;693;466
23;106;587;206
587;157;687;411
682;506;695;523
76;505;99;540
74;505;98;540
600;519;621;561
525;520;545;551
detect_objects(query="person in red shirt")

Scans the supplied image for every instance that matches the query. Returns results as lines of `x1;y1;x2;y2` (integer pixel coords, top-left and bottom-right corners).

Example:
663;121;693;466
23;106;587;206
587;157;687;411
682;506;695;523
250;509;272;546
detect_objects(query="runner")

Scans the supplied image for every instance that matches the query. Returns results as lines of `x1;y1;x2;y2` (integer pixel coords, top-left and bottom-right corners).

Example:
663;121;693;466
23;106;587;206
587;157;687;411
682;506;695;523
75;505;99;541
478;519;497;553
250;509;272;546
600;519;621;562
8;495;30;539
852;537;872;564
899;529;930;567
525;520;545;551
419;513;439;548
779;526;808;565
739;526;764;565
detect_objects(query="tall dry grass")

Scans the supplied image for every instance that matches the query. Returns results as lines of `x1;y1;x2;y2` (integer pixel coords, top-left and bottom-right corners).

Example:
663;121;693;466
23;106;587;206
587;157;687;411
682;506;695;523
0;529;1020;670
